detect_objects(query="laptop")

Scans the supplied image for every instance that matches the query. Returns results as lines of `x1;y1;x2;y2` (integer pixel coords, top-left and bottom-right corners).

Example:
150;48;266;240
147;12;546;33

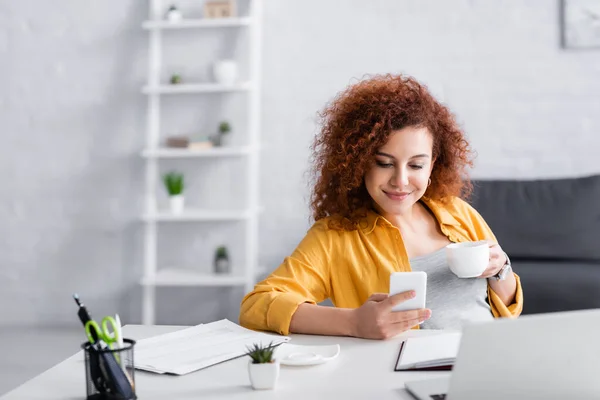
405;309;600;400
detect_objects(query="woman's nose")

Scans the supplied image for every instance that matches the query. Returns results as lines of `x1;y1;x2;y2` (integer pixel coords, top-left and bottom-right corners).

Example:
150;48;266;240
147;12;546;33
391;168;409;187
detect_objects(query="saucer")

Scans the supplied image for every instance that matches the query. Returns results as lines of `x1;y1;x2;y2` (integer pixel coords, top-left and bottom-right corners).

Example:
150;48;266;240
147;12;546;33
275;343;340;366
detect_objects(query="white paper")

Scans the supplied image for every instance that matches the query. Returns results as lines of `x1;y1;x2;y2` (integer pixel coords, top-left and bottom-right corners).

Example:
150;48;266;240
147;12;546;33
135;319;290;375
396;332;462;370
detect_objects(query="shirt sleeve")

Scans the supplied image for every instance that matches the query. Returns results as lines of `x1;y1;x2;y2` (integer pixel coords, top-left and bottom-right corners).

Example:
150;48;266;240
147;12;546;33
239;222;333;335
456;198;524;318
488;273;524;318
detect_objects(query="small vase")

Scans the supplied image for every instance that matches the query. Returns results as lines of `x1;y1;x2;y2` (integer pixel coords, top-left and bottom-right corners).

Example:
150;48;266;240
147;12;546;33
248;360;279;390
213;60;238;85
169;195;184;214
165;7;182;22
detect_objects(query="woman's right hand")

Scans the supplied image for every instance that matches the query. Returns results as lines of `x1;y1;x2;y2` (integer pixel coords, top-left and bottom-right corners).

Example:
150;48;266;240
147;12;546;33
351;291;432;340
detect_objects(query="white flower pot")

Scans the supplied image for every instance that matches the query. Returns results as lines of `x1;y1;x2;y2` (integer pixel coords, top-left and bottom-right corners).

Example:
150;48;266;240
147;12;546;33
166;9;182;22
248;360;279;390
219;133;232;147
215;257;230;274
213;60;238;85
169;195;184;214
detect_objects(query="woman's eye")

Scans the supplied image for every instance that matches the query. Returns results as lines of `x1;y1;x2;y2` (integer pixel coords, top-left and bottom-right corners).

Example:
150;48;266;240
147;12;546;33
410;165;424;170
376;161;393;168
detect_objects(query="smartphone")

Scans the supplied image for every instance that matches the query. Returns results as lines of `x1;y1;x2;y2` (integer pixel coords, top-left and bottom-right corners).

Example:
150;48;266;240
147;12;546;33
389;271;427;312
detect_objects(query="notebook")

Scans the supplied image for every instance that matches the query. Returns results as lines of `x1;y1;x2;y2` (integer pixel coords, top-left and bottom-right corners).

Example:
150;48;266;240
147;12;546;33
405;309;600;400
394;332;461;371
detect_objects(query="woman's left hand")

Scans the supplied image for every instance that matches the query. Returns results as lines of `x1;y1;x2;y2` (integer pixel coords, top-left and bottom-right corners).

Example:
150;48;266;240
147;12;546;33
478;241;507;279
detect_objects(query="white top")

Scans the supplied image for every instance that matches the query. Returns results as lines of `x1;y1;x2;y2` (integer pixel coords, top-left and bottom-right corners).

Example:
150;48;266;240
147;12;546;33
410;247;493;329
1;325;451;400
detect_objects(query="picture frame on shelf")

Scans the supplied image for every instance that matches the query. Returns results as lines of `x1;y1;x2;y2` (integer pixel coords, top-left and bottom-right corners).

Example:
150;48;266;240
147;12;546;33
561;0;600;49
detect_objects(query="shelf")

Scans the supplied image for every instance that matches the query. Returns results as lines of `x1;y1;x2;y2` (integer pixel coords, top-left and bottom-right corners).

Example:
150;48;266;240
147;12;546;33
142;146;255;158
141;0;263;325
142;82;252;94
143;208;256;222
141;266;267;287
142;17;252;30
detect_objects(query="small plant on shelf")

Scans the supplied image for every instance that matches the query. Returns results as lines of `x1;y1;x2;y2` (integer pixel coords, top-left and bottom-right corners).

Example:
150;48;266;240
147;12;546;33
169;74;182;84
246;342;280;390
214;246;230;274
212;121;231;146
162;171;185;214
165;4;183;22
163;171;184;195
219;121;231;135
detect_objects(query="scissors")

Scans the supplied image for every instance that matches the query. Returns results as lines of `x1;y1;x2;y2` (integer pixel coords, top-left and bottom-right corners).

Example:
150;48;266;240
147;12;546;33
85;315;122;350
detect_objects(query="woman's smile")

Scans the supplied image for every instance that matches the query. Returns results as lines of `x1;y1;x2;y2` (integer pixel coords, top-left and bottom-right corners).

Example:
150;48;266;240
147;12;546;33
383;190;412;201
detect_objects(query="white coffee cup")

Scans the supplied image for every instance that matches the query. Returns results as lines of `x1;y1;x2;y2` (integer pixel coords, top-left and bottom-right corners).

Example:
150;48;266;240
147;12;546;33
445;240;489;278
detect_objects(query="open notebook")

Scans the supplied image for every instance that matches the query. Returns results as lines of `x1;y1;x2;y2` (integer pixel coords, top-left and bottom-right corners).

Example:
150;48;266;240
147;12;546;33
394;332;462;371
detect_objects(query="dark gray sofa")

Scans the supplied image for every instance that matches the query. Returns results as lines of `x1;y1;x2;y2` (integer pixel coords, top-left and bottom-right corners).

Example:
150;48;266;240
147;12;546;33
468;174;600;315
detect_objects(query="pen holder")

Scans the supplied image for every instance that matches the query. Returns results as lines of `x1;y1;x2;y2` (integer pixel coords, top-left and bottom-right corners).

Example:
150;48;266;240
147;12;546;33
82;339;137;400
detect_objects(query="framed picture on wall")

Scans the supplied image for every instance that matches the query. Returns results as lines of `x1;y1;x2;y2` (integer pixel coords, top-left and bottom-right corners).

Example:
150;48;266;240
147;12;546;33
561;0;600;49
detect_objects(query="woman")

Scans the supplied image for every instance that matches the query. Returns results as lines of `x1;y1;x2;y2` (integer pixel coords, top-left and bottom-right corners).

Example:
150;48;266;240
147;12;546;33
240;74;523;339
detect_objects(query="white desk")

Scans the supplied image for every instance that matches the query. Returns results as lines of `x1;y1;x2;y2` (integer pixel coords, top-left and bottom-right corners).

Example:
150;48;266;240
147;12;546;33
1;325;449;400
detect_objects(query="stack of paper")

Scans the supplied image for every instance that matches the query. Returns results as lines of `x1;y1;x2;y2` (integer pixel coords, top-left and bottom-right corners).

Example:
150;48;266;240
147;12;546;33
395;332;462;371
135;319;290;375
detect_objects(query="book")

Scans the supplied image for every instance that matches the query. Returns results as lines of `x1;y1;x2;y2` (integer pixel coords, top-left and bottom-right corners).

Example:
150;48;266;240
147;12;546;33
188;140;214;150
394;332;462;371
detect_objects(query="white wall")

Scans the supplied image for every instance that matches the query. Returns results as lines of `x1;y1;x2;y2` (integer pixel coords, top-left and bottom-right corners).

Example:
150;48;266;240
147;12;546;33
259;0;600;270
1;0;599;326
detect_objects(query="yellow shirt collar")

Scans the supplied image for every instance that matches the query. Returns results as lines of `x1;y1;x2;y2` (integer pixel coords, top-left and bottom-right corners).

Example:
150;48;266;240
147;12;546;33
360;197;461;234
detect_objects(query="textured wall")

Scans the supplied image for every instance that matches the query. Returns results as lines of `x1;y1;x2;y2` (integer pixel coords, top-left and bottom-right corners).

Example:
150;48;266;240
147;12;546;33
1;0;599;327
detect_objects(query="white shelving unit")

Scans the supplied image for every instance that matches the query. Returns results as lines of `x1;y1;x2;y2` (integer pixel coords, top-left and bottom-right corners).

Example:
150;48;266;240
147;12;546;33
141;0;263;325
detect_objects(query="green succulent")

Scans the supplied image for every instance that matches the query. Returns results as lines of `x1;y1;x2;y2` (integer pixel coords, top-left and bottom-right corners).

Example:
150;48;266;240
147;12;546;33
163;171;184;195
215;246;228;259
245;342;278;364
218;121;231;134
170;74;182;84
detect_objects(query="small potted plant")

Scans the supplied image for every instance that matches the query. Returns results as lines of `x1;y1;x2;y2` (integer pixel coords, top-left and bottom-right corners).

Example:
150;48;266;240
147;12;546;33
246;342;280;390
165;4;182;22
169;74;182;84
214;246;231;274
162;171;184;214
212;121;231;146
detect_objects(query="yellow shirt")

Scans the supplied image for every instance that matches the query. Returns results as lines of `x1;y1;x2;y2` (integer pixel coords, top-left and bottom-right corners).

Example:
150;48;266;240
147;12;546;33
240;196;523;335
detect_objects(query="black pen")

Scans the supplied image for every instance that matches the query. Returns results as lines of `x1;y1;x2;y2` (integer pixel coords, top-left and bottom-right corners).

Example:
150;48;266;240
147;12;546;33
73;293;99;343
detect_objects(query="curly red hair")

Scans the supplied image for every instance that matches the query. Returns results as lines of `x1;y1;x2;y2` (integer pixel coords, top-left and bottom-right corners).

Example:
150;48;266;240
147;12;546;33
310;74;474;230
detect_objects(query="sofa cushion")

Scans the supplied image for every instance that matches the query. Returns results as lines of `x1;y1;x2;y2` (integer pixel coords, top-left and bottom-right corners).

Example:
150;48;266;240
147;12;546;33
512;260;600;314
468;174;600;262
